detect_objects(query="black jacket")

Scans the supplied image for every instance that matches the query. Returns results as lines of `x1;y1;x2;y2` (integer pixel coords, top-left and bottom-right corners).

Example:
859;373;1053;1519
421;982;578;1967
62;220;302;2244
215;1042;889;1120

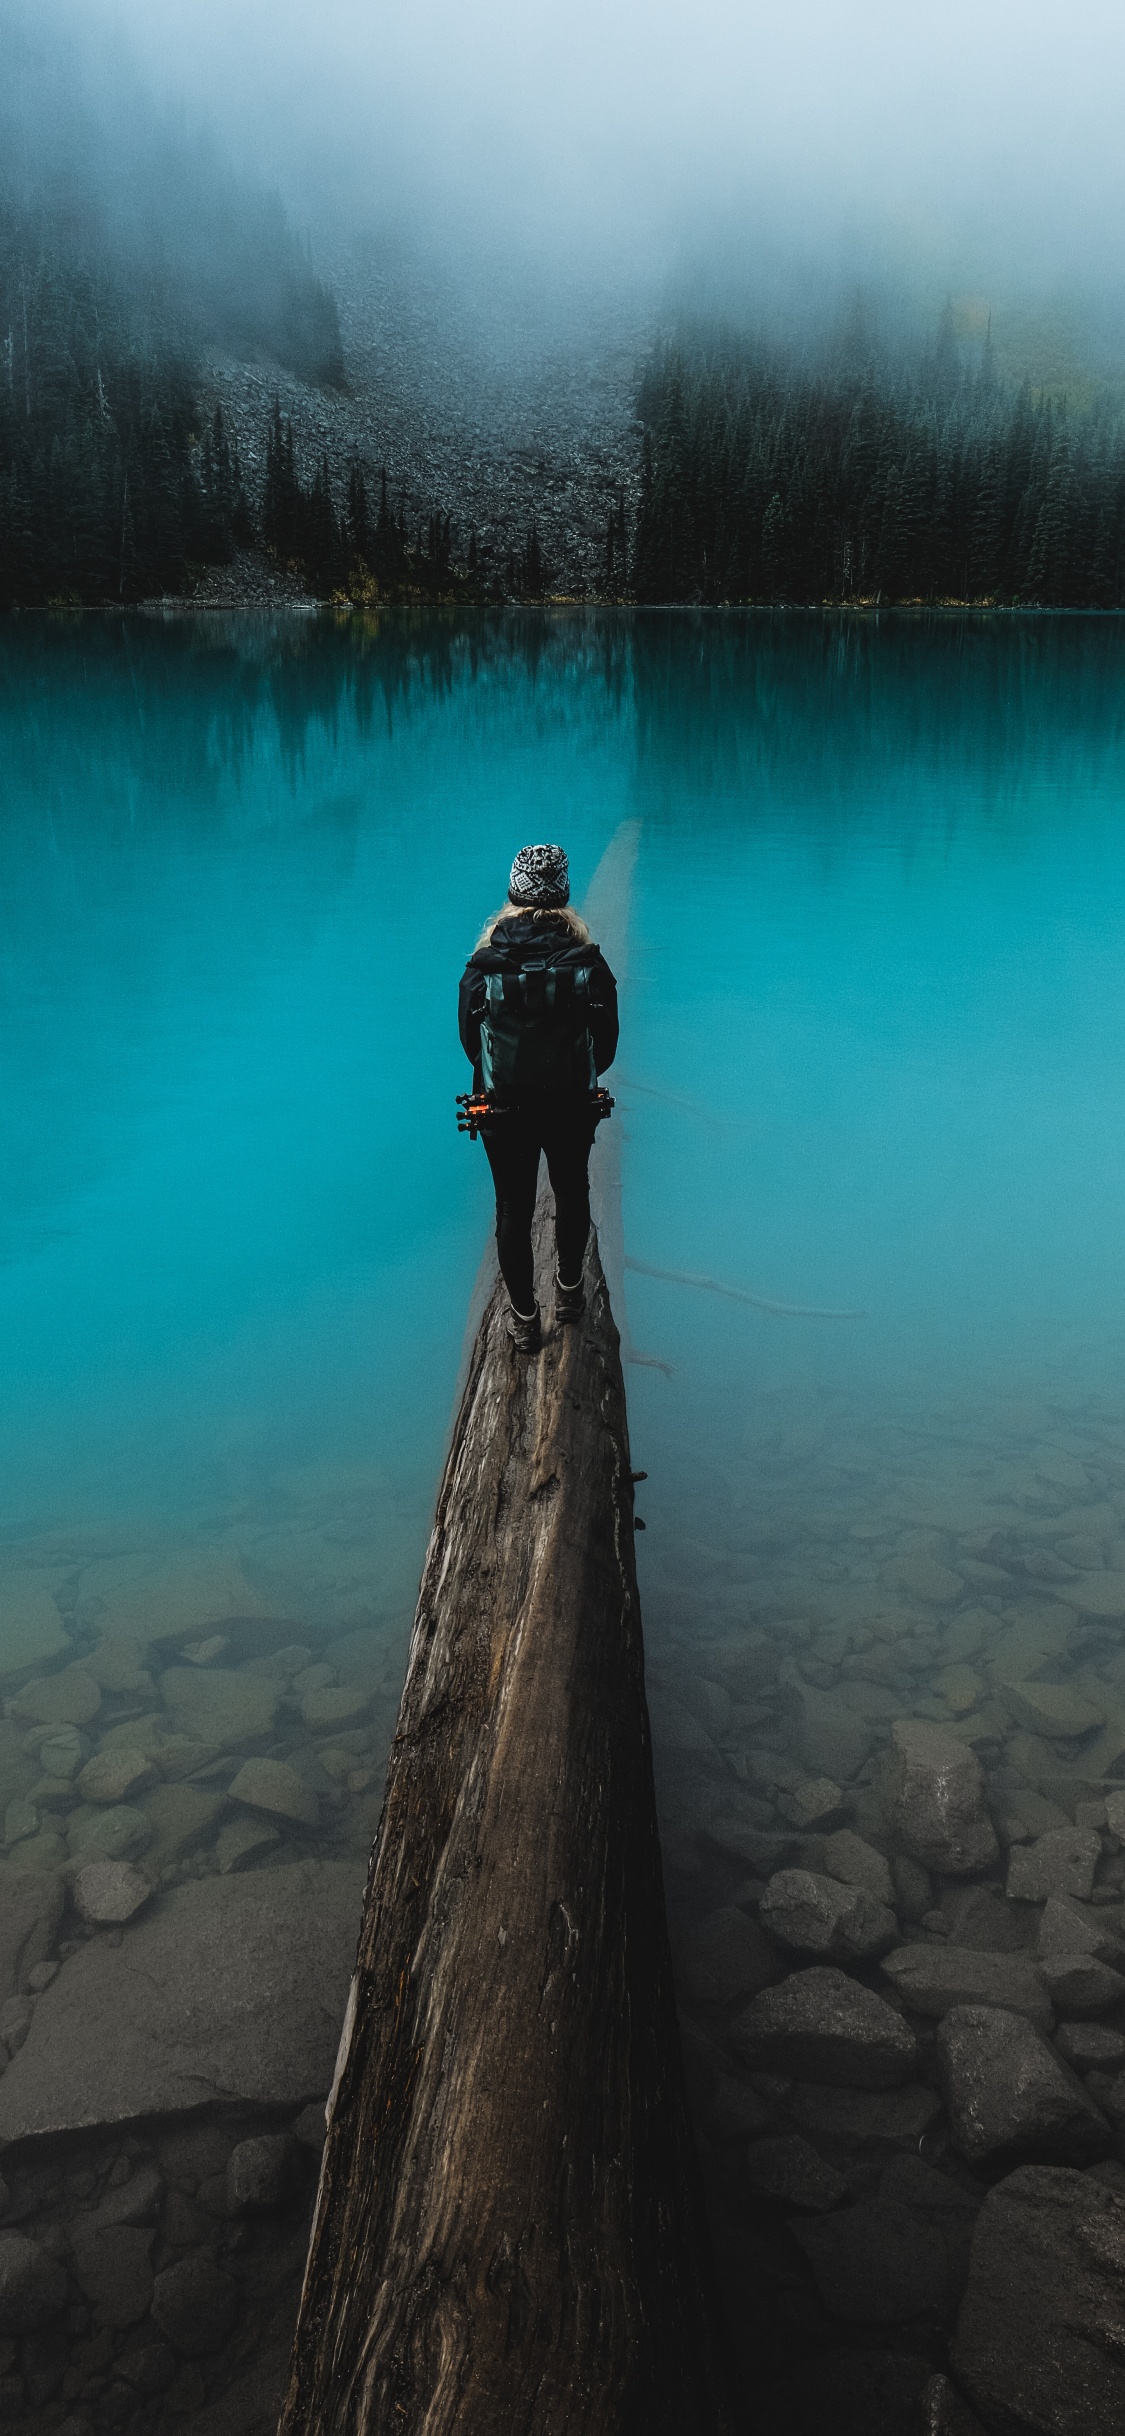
458;913;619;1093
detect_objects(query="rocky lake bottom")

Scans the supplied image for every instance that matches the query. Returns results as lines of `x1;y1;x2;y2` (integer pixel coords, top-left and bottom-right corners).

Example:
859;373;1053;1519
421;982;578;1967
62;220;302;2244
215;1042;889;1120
0;1384;1124;2433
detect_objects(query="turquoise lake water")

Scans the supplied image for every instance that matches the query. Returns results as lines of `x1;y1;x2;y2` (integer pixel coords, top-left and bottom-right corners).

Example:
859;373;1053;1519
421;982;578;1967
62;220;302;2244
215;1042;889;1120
4;607;1125;1671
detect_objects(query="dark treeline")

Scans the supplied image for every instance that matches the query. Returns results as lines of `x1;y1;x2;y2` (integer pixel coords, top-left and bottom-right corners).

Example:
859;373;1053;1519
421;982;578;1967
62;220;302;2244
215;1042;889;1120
633;312;1125;606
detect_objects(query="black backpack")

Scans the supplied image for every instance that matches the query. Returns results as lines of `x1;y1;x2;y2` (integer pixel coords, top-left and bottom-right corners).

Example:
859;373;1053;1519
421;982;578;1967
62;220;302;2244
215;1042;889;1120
479;950;599;1096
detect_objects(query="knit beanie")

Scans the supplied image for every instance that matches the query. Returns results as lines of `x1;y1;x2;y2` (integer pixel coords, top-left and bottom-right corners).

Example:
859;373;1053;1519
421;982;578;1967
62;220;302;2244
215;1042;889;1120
508;842;570;908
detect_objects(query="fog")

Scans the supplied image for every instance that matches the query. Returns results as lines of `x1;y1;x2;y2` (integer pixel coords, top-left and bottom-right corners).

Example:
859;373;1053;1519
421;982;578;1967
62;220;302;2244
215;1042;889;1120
6;0;1125;374
80;0;1125;319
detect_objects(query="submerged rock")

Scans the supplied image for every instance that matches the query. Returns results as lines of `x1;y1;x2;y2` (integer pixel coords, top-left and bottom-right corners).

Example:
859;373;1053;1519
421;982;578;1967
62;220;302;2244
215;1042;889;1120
0;1858;363;2140
71;1859;153;1926
676;1905;781;2007
788;2080;943;2151
732;1965;917;2088
1054;2021;1125;2071
882;1943;1054;2029
10;1667;100;1728
936;2005;1110;2167
742;2134;848;2214
228;1757;319;1828
820;1828;896;1907
881;1721;999;1878
75;1749;157;1806
952;2165;1125;2435
1005;1827;1102;1904
0;2231;68;2331
1036;1897;1125;2017
1001;1680;1105;1739
759;1868;898;1962
159;1666;281;1751
792;2197;951;2322
0;1867;63;2001
226;2132;300;2212
150;2252;238;2356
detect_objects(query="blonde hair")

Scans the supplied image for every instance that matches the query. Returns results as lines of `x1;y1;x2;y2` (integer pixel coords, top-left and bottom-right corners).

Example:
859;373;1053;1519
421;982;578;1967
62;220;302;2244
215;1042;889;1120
475;900;591;951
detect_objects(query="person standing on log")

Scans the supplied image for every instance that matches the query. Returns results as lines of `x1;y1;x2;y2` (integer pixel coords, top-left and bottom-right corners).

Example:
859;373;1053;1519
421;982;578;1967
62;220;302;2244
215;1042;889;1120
459;842;619;1352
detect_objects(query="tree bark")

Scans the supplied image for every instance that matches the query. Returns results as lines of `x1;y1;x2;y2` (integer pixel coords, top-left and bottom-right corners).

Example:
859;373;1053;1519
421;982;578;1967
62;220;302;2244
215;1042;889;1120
279;1202;734;2436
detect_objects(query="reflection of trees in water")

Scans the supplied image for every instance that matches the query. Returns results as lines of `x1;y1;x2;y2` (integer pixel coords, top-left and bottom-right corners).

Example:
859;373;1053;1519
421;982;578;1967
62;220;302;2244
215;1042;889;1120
0;610;637;829
629;611;1125;839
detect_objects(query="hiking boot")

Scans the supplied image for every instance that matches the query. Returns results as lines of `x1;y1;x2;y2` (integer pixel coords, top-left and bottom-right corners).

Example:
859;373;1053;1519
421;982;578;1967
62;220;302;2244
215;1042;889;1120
554;1268;586;1323
506;1300;542;1352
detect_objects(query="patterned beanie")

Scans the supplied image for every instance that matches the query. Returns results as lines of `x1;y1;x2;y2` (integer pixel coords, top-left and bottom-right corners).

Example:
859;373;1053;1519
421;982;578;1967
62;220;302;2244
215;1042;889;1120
508;842;570;908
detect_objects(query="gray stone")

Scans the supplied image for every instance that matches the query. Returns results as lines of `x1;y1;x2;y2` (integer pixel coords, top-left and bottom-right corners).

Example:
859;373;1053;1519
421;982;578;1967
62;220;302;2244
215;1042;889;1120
941;1885;1031;1953
781;1676;874;1780
1055;2022;1125;2071
226;2133;299;2212
85;2162;163;2231
704;2071;779;2142
0;2233;66;2332
1006;1828;1102;1904
732;1966;917;2088
138;1783;226;1872
759;1869;898;1962
742;2133;848;2212
0;1868;63;2000
1037;1897;1125;2017
1002;1681;1105;1739
882;1720;999;1877
891;1851;934;1920
290;2100;327;2151
70;2225;154;2327
792;2197;951;2320
227;1757;319;1828
159;1667;280;1752
882;1944;1054;2029
71;1860;153;1927
75;1749;157;1806
34;1728;84;1780
675;1906;781;2007
214;1816;280;1874
10;1668;100;1727
937;2006;1111;2167
299;1684;371;1733
66;1804;151;1864
0;1859;363;2139
150;2252;238;2356
919;2372;989;2435
788;2080;943;2152
952;2165;1125;2436
776;1777;847;1831
821;1829;895;1907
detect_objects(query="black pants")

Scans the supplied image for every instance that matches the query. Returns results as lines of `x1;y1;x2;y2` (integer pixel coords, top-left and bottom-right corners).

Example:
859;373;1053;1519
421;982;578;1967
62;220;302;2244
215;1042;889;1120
481;1103;596;1314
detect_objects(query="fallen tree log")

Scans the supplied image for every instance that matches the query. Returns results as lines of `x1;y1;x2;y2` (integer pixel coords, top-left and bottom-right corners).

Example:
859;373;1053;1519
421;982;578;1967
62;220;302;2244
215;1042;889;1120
280;1202;734;2435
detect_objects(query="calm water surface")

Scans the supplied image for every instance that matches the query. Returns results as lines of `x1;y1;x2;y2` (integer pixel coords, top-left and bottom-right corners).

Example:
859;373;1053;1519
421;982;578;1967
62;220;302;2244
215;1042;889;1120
3;608;1125;1683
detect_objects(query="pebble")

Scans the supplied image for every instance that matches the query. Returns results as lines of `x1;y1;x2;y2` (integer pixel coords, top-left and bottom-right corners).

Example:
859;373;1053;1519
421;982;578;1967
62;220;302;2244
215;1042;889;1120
937;2005;1111;2166
150;2253;238;2356
775;1777;846;1831
952;2166;1125;2435
10;1669;101;1728
676;1906;781;2007
214;1816;281;1874
75;1750;157;1806
67;1806;152;1865
1054;2021;1125;2071
1001;1680;1105;1738
792;2196;952;2322
227;1757;319;1828
732;1965;918;2088
819;1828;895;1906
881;1720;999;1877
71;1861;153;1927
1035;1897;1125;2016
226;2132;299;2211
742;2133;849;2214
0;2232;68;2332
759;1868;898;1963
1005;1827;1102;1904
882;1943;1055;2030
